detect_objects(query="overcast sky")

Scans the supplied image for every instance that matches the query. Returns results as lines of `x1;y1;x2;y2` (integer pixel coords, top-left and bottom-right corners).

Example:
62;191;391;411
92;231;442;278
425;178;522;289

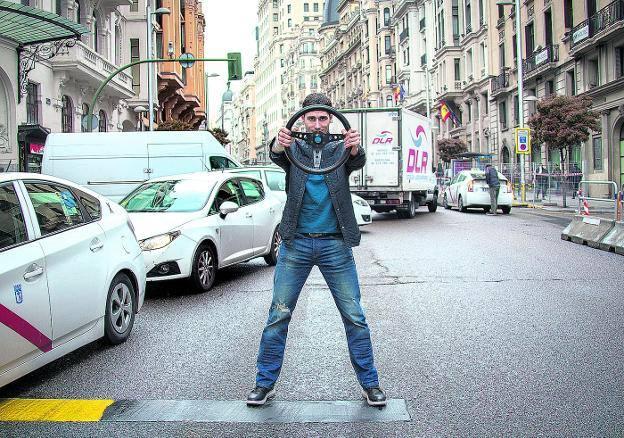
202;0;258;124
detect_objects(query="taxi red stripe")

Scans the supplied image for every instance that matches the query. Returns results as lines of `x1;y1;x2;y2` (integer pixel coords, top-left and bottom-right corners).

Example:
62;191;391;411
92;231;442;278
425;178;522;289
0;304;52;352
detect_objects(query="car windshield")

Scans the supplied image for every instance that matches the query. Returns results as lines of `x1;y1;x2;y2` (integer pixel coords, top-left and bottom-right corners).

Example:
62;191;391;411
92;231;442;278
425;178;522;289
120;180;215;212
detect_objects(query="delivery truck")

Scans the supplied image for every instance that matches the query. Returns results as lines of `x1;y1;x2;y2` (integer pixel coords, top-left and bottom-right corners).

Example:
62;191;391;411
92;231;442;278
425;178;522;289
341;108;438;218
42;131;240;201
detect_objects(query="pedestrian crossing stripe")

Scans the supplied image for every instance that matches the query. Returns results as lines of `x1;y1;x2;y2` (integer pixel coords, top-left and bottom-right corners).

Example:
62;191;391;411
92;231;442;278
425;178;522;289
0;398;114;422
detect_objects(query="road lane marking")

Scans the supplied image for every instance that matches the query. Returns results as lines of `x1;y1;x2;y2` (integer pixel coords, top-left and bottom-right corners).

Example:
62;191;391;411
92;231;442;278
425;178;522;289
0;399;409;423
0;304;52;352
0;398;114;422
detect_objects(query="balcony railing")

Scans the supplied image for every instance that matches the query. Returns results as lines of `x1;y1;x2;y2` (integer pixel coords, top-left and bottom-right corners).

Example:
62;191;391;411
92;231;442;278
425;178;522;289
491;71;510;93
399;27;409;44
570;0;624;49
523;44;559;75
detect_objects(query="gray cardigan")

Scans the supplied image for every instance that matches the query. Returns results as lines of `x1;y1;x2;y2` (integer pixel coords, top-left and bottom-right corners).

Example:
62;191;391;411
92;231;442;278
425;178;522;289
269;138;366;247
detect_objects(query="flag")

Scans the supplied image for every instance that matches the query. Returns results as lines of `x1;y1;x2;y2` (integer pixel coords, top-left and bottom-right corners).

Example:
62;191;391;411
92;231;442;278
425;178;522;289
440;101;451;122
399;84;406;101
393;85;400;105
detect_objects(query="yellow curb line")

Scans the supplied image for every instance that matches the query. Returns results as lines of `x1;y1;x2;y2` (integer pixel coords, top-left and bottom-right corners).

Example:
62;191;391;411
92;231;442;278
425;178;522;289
0;398;114;422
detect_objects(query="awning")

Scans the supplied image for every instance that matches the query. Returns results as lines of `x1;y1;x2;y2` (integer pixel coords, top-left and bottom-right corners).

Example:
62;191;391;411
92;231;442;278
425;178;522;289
0;0;89;46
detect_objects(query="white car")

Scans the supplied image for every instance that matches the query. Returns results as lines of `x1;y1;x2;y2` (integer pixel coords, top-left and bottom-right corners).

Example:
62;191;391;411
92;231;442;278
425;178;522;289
227;166;373;226
120;172;282;292
442;169;513;214
0;173;146;388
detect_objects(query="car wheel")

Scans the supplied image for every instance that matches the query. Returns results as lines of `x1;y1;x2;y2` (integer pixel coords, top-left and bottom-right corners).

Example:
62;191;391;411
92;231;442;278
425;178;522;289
501;206;511;214
428;194;438;213
104;273;136;345
191;243;217;292
443;194;451;210
458;196;467;212
264;228;281;266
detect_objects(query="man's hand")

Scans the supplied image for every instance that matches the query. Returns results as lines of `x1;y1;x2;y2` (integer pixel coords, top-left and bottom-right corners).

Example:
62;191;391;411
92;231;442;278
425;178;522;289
342;129;361;156
277;127;293;149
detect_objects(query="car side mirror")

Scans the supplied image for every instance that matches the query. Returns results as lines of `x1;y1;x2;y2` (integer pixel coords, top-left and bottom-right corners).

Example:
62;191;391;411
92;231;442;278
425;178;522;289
219;201;239;217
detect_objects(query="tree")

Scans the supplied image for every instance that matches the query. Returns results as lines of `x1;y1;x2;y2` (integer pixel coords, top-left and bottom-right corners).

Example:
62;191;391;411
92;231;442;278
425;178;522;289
437;137;468;163
528;94;600;167
208;128;230;146
156;120;193;131
528;95;600;206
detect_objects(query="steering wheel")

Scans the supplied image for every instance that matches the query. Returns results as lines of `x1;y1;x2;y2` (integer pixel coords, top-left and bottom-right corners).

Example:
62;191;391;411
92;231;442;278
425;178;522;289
284;104;352;175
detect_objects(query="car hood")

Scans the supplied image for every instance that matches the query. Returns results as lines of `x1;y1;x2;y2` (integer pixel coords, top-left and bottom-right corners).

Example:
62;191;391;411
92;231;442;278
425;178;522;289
128;212;201;240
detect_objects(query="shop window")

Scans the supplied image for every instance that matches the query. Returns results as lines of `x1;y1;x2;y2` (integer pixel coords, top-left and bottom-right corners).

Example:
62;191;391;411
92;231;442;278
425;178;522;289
61;96;74;133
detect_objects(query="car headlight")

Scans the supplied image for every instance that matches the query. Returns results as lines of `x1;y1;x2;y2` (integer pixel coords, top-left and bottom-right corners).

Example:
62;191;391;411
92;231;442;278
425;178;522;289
353;199;368;207
139;231;181;251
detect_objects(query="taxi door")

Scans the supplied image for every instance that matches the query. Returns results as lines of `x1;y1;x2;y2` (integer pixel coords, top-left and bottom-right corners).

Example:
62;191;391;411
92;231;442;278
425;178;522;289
0;181;52;375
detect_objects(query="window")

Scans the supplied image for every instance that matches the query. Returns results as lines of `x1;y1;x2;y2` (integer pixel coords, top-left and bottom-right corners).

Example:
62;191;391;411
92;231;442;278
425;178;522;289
452;0;460;44
91;12;99;52
209;156;238;170
0;183;28;251
385;65;392;84
26;82;39;124
304;3;309;12
616;47;624;79
499;101;507;129
525;23;534;58
454;58;461;80
564;0;573;28
130;38;140;95
266;171;286;191
592;137;603;171
304;16;310;21
209;180;243;215
567;69;576;95
287;4;291;13
313;2;318;12
61;95;74;133
513;95;519;126
75;0;81;23
383;8;390;27
55;0;62;15
25;183;84;236
81;103;89;132
498;4;504;18
545;9;553;47
546;80;555;95
588;57;599;88
130;0;138;12
465;0;472;32
98;110;107;132
385;36;391;54
478;0;483;25
121;180;211;212
273;13;278;21
386;96;393;107
512;34;517;61
287;19;291;27
74;189;101;221
239;179;264;205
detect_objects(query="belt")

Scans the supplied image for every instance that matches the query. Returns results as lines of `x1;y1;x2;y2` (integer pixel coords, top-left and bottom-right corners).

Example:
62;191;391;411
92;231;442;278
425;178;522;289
298;232;343;239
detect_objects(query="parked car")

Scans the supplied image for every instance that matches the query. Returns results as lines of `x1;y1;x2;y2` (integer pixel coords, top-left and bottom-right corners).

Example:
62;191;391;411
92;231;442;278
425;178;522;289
120;172;282;292
226;166;373;226
0;173;146;388
442;169;513;214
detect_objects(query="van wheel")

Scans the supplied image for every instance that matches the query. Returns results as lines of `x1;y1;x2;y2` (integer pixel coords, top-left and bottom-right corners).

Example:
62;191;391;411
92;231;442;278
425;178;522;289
458;196;467;212
104;273;136;345
191;243;217;292
501;206;511;214
264;228;281;266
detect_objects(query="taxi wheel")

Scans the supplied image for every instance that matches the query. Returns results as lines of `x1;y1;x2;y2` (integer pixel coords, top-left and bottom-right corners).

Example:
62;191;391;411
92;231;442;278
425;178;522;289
443;194;451;210
104;273;136;345
458;196;467;212
264;228;281;266
191;243;217;292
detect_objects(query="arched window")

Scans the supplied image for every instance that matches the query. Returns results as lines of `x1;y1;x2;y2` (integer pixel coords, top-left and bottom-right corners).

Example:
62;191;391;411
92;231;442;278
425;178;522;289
91;12;99;52
383;8;390;27
98;110;107;132
81;103;89;132
501;146;510;164
61;96;74;133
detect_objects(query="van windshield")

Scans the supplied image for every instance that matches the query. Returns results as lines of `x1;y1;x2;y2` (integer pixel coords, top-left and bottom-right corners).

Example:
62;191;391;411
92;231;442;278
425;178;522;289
120;180;215;212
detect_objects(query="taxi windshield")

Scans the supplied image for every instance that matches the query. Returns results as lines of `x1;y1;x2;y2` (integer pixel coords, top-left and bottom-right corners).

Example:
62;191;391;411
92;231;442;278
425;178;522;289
121;180;215;212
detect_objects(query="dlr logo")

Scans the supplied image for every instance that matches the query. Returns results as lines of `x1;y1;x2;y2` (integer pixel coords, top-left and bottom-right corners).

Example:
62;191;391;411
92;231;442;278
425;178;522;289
372;137;393;144
406;149;428;173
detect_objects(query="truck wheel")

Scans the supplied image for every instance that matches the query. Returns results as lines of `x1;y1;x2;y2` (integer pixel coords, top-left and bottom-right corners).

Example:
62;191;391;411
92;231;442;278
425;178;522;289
406;198;417;218
428;194;438;212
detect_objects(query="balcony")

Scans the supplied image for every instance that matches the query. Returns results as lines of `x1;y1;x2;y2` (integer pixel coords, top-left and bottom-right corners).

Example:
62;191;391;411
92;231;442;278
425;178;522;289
522;45;559;79
570;0;624;53
399;27;410;44
51;41;134;99
491;71;510;95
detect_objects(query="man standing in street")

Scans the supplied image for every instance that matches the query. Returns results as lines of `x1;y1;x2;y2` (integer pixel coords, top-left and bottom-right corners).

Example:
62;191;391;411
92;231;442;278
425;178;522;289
247;93;386;407
485;164;500;215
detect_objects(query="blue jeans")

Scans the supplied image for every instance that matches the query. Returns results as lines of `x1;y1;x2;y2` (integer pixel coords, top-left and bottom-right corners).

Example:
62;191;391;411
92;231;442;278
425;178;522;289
255;235;380;389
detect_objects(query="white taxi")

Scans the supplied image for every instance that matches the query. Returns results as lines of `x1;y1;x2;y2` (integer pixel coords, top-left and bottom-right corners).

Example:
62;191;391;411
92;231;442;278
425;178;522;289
0;173;146;388
121;172;282;292
226;166;373;226
442;169;513;214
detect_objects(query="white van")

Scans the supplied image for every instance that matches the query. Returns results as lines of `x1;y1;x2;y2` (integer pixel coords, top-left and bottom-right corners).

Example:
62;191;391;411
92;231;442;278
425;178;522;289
42;131;241;201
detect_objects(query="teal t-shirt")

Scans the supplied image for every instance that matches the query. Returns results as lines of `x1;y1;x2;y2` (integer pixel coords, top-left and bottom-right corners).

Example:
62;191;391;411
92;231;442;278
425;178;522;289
296;174;339;233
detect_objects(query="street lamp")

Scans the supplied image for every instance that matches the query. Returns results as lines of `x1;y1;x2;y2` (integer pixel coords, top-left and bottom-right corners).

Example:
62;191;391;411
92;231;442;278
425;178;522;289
205;73;220;130
147;3;170;132
134;105;148;132
497;0;528;202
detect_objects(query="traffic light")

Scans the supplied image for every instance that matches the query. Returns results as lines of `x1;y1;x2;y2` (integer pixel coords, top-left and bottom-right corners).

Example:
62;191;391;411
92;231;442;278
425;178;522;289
227;52;242;80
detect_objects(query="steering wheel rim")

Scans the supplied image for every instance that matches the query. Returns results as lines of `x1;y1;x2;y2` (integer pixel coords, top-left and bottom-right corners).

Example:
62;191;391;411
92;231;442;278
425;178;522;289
283;104;352;175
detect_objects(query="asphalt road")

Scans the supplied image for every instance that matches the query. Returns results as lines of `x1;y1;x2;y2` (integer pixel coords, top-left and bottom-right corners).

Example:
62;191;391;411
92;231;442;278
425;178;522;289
2;206;623;437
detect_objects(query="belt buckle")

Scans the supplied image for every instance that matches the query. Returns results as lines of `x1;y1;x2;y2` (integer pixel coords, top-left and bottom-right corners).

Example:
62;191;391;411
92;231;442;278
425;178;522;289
308;233;323;238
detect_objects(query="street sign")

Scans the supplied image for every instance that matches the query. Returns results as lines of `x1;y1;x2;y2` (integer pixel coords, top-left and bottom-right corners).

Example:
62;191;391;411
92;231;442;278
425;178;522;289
227;52;242;80
81;114;99;131
179;53;195;69
515;127;531;154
